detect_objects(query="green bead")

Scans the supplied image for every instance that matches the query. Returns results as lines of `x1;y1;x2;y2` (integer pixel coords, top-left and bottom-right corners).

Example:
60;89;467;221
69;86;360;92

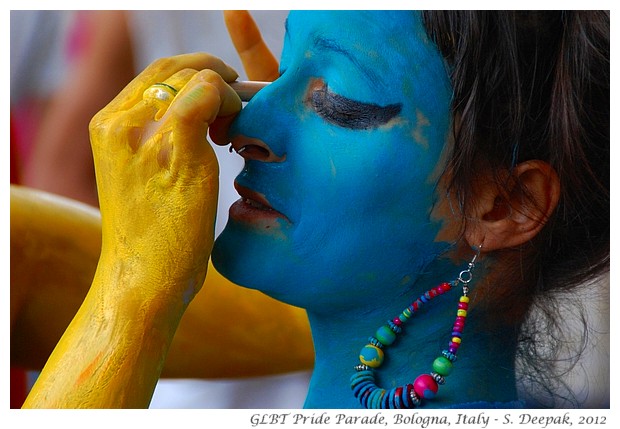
432;356;453;376
375;325;396;346
359;344;384;368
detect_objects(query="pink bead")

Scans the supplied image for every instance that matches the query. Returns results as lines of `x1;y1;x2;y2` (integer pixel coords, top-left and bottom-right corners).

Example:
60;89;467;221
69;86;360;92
458;302;469;310
453;324;463;332
413;374;438;399
449;341;460;350
393;317;402;326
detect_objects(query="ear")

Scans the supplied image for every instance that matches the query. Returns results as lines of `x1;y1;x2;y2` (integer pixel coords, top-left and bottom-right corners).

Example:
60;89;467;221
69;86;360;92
465;160;560;251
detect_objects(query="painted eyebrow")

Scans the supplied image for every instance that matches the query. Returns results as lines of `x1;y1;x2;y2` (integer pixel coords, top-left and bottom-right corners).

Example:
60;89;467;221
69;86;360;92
313;36;385;90
284;23;387;90
310;81;402;130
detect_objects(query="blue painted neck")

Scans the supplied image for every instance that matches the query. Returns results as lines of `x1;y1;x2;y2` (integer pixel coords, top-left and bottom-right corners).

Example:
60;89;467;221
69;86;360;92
303;276;520;409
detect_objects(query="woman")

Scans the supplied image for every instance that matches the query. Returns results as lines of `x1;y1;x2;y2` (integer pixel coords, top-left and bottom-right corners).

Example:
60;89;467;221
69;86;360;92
23;10;609;408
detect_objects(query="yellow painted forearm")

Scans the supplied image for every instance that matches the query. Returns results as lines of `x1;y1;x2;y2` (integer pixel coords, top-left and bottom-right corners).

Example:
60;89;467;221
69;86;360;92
23;258;187;408
11;185;313;383
17;53;312;408
24;54;233;408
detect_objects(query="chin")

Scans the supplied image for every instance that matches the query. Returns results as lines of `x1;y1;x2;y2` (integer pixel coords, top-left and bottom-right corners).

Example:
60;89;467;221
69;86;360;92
211;233;249;288
211;226;289;294
211;228;321;309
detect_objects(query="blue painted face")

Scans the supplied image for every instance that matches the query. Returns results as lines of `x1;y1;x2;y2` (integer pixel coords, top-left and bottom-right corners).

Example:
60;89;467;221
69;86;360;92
212;11;454;313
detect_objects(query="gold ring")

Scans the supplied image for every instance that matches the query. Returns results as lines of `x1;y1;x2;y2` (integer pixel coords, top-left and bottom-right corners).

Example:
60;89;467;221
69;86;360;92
142;83;179;119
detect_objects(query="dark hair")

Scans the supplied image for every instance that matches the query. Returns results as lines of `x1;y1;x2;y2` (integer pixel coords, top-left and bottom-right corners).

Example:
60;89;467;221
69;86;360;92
421;11;609;406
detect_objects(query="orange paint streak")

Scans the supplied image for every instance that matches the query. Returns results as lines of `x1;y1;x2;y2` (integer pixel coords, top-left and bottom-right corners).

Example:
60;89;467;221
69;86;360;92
76;351;104;386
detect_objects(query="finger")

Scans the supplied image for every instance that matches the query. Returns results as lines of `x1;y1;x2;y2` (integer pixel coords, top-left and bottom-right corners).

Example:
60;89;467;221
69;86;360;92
142;83;179;121
141;67;236;123
156;72;241;173
223;10;280;81
209;115;236;146
165;69;242;147
92;68;202;155
107;52;239;113
142;69;199;121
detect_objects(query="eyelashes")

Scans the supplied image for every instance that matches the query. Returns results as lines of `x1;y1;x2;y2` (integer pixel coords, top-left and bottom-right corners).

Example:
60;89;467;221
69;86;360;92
307;79;402;130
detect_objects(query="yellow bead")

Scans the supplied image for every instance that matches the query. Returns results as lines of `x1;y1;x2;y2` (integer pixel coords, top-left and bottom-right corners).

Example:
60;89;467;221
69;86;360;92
359;344;384;368
460;296;470;303
451;336;462;344
457;309;467;317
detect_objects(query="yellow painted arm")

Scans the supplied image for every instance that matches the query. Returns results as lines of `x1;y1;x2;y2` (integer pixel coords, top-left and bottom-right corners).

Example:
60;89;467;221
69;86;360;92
15;13;314;408
22;253;184;408
12;185;313;406
11;185;313;383
18;51;312;408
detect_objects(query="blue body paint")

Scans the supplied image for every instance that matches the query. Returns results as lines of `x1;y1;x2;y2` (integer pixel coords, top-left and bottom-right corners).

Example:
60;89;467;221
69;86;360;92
212;11;519;408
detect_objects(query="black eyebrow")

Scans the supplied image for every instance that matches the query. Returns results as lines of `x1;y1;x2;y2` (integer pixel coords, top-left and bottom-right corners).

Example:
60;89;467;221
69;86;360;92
310;82;402;130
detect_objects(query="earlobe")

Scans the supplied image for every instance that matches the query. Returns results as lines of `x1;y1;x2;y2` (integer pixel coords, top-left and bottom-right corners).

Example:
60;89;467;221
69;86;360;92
465;160;560;251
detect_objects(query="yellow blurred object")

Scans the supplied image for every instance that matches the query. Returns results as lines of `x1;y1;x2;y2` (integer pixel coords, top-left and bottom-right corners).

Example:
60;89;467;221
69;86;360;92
10;185;314;380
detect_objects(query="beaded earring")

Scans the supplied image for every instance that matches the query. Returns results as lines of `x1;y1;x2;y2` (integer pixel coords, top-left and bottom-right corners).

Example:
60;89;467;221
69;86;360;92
350;246;481;409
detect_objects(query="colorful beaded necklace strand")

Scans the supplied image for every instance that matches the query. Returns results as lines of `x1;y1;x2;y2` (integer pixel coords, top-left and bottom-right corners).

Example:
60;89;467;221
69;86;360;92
350;247;480;409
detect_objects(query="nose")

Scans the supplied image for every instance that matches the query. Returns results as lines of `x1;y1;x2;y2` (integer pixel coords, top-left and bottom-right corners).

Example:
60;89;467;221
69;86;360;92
229;135;285;163
210;79;291;163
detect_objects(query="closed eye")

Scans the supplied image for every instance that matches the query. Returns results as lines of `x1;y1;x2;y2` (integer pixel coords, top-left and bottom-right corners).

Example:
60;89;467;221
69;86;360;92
306;79;402;130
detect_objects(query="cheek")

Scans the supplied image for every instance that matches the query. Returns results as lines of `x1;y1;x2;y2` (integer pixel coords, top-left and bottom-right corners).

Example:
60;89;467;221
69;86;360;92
293;126;443;251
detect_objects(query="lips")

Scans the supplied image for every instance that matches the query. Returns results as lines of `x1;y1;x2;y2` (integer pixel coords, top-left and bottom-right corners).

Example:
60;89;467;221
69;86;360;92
229;182;290;224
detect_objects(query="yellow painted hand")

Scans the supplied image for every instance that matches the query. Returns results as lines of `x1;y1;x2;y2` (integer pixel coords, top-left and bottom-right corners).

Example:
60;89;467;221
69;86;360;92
24;53;244;408
90;53;242;303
